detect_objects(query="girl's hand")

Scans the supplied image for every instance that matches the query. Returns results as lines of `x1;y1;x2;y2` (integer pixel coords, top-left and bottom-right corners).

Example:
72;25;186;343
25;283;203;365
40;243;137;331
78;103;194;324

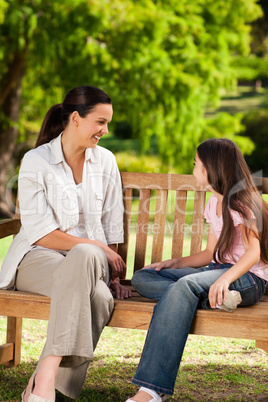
142;258;182;272
209;277;230;309
110;281;132;299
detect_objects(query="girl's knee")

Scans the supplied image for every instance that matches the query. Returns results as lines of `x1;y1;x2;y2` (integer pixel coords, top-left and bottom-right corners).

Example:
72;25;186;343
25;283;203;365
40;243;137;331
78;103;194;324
131;268;155;286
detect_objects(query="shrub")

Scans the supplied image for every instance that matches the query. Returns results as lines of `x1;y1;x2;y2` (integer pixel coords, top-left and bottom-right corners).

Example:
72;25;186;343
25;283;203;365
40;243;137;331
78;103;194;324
241;109;268;176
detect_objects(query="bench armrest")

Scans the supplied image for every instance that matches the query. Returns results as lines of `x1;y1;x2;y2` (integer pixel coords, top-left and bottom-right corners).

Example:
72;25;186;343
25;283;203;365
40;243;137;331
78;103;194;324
0;219;21;239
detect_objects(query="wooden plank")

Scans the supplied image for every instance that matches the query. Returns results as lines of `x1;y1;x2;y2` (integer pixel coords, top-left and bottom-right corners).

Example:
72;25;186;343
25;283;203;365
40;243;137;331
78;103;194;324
134;189;151;271
190;191;206;255
151;189;168;263
6;317;22;366
0;343;14;365
0;219;21;239
121;172;206;191
0;290;51;320
172;190;187;259
118;188;132;265
256;340;268;353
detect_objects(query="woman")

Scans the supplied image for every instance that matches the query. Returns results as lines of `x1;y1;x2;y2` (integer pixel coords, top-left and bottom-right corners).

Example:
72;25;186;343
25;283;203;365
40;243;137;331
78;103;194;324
0;85;131;401
127;138;268;402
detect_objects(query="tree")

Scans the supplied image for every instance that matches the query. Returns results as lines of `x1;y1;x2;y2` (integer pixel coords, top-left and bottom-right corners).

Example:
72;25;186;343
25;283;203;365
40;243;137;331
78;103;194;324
0;0;262;216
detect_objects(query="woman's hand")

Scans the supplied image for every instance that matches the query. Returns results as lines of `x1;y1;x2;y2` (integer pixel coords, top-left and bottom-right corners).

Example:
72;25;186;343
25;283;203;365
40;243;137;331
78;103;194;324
110;281;132;299
208;277;230;309
102;244;126;280
142;258;182;272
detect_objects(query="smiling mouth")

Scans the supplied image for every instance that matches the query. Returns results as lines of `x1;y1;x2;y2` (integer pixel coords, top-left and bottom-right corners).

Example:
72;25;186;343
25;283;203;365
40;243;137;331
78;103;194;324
93;135;101;140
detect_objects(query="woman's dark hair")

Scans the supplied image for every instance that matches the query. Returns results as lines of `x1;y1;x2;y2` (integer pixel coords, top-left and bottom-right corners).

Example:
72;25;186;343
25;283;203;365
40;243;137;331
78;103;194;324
35;86;112;147
197;138;268;264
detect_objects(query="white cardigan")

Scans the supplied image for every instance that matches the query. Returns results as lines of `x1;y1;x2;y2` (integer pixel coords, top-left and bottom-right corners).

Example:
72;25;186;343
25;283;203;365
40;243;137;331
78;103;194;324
0;134;124;289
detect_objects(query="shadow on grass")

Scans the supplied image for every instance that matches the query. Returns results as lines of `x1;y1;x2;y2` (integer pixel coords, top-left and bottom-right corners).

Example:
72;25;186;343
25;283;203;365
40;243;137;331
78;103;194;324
1;360;267;401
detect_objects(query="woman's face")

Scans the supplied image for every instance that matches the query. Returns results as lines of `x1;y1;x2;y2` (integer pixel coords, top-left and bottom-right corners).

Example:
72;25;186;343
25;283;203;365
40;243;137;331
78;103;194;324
74;103;113;148
193;152;208;185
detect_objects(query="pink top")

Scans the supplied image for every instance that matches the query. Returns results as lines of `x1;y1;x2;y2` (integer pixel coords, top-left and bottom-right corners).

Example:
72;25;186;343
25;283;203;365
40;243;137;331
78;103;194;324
204;194;268;281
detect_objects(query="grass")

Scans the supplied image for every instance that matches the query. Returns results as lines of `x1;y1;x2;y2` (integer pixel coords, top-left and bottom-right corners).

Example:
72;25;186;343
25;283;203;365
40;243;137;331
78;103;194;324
0;318;267;401
206;86;267;116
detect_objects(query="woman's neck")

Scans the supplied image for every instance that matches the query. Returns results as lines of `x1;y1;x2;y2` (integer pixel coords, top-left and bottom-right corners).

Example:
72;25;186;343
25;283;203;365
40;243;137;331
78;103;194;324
61;130;85;165
61;131;85;184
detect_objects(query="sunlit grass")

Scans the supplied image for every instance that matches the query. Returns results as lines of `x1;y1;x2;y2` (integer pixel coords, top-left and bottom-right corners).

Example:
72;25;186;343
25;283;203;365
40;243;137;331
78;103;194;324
0;317;267;401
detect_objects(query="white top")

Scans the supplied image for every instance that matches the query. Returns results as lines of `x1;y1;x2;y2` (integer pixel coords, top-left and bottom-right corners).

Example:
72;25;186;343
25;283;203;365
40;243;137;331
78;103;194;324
67;183;88;238
0;133;124;289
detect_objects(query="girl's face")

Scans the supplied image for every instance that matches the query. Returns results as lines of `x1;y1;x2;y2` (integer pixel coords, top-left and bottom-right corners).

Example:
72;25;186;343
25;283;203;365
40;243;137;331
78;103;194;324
193;152;208;185
74;103;113;148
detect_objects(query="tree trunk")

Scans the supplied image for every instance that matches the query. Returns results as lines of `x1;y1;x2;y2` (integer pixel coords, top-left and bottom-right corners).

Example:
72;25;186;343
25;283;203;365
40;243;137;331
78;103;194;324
0;66;24;218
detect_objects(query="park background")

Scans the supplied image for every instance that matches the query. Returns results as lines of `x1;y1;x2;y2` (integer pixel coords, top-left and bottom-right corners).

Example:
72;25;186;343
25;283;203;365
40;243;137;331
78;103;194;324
0;0;268;400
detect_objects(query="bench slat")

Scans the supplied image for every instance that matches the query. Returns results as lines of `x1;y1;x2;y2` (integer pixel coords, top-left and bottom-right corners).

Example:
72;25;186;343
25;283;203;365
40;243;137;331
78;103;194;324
134;188;151;271
118;188;132;265
0;219;21;239
151;189;168;263
172;190;187;258
191;191;206;255
0;343;14;365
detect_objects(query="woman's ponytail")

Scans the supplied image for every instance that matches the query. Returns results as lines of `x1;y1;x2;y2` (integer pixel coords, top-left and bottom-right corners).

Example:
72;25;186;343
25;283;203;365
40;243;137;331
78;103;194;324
35;104;64;147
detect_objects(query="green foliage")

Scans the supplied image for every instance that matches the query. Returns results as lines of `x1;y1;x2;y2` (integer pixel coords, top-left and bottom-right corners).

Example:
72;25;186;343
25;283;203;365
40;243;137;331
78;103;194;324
115;152;176;174
231;55;268;81
0;0;263;170
240;109;268;175
114;122;133;139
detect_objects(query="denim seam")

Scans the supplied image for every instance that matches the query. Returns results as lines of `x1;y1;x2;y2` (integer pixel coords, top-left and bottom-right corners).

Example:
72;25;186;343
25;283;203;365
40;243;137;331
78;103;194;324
132;378;173;394
247;272;259;302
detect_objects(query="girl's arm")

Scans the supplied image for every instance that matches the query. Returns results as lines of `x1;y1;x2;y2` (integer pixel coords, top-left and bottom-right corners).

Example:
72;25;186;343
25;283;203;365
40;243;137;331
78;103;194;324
209;223;260;308
34;230;126;280
143;223;217;271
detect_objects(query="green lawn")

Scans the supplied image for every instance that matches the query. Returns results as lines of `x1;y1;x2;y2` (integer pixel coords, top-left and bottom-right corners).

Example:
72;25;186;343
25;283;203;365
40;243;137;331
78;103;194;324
0;318;267;401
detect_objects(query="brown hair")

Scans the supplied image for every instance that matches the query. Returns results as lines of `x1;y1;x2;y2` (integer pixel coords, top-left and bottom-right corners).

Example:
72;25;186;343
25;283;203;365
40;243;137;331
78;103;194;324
197;138;268;264
36;86;111;147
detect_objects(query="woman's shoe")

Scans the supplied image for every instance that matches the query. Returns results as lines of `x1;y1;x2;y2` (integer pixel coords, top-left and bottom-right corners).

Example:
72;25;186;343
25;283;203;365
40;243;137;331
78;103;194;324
125;386;167;401
21;375;55;402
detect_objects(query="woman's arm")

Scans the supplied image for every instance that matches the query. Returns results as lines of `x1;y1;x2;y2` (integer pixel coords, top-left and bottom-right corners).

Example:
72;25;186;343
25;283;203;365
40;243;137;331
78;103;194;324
108;244;132;298
34;230;126;280
143;223;217;271
209;224;260;308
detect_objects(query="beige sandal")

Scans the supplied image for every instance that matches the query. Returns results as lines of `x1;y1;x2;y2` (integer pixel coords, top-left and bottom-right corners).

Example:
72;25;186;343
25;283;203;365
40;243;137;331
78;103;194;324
125;386;167;401
21;375;55;402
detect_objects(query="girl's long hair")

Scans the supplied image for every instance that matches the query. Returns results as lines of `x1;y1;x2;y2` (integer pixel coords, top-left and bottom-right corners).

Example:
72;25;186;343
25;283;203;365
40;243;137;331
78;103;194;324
197;138;268;265
35;86;111;147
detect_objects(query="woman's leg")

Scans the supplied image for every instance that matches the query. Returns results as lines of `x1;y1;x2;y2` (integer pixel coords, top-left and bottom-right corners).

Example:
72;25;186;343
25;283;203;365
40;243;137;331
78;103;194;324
17;244;113;400
131;267;263;398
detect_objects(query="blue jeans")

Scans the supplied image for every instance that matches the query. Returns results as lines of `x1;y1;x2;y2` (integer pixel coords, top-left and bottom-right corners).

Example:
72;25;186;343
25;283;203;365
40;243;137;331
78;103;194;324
131;264;267;395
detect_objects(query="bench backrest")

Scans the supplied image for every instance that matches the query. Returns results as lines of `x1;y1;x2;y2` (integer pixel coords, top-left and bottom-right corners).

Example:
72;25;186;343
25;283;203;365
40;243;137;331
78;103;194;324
118;173;268;278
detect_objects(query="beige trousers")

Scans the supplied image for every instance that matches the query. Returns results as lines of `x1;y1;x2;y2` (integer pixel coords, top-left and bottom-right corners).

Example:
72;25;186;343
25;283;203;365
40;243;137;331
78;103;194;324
16;243;114;399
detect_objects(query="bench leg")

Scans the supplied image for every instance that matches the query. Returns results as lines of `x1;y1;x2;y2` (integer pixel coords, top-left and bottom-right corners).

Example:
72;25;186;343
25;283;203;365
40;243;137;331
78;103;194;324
5;317;23;367
256;340;268;354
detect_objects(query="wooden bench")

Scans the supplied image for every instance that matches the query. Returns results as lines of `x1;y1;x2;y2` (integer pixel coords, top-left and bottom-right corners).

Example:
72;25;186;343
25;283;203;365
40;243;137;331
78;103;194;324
0;172;267;367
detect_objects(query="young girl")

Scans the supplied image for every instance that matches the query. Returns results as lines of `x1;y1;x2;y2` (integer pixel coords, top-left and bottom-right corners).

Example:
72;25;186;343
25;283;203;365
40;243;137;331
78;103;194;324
126;138;268;402
0;86;131;401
